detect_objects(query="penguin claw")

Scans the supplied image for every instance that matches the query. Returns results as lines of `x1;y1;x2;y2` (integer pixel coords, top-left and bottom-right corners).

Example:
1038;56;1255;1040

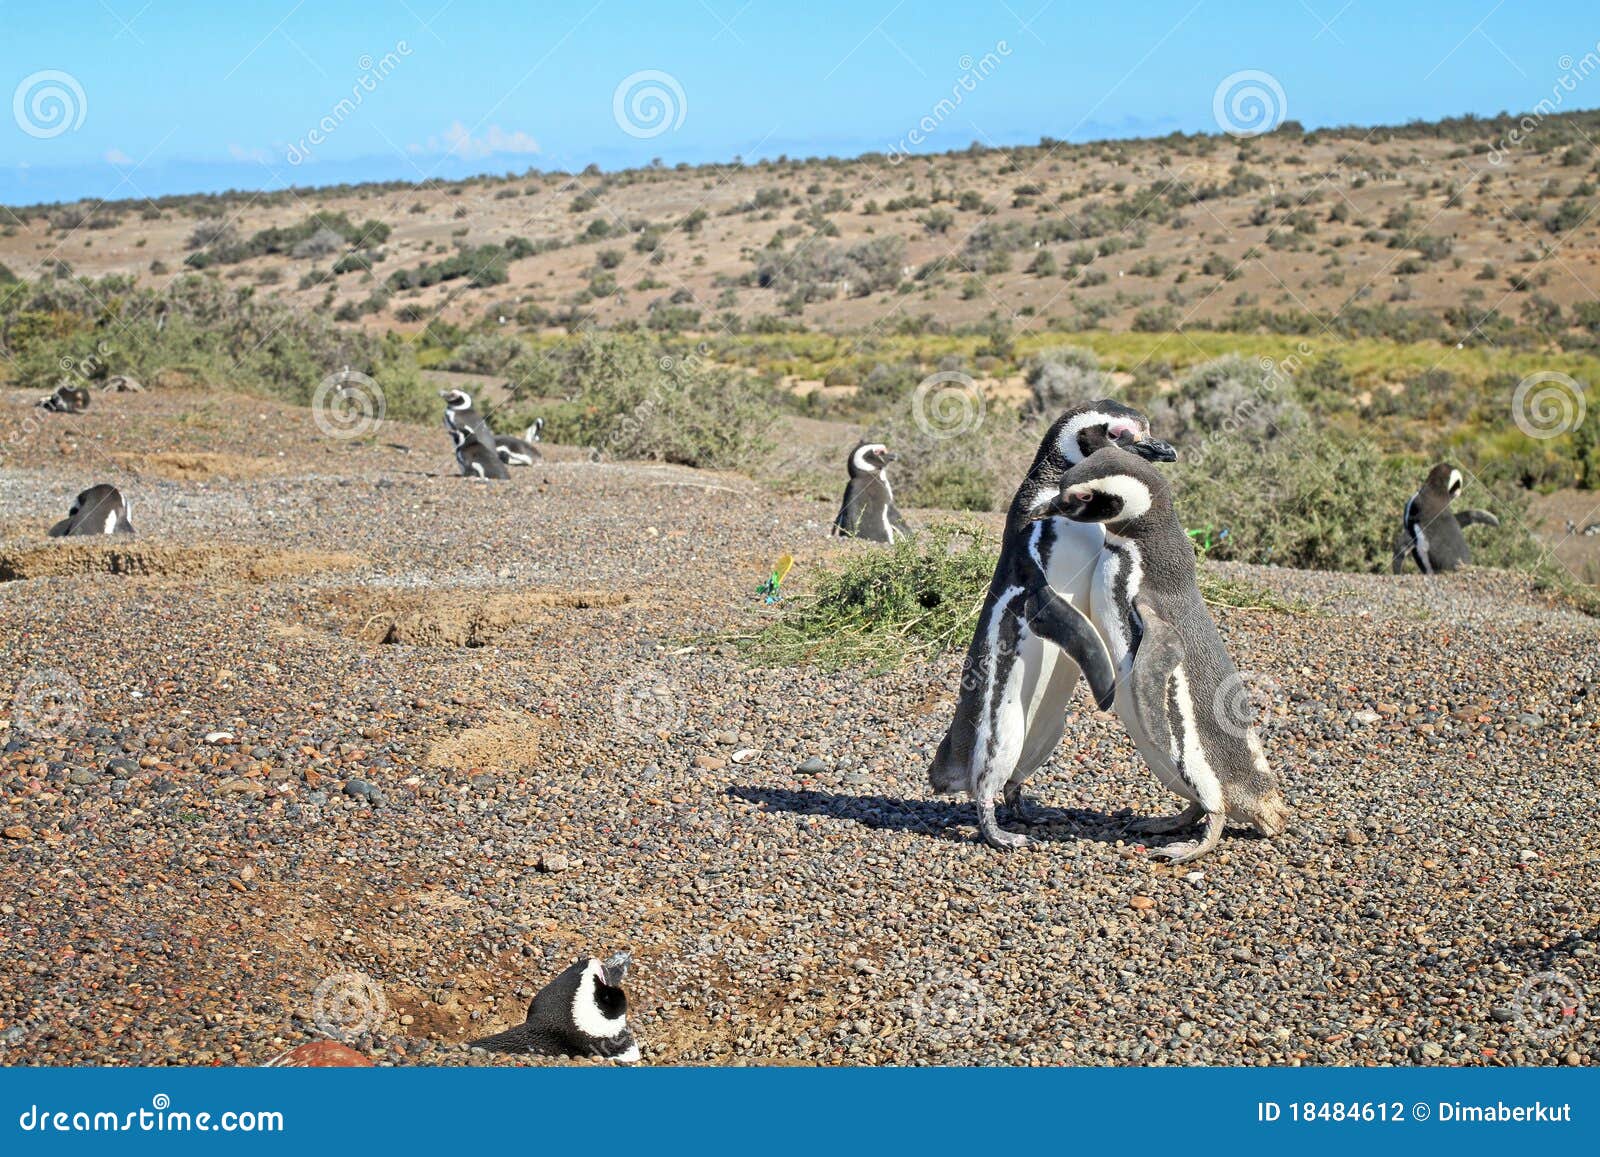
1147;811;1224;864
977;798;1031;850
1128;803;1204;836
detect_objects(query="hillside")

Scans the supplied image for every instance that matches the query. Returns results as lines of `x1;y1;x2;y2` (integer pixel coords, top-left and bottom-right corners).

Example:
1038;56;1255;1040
4;110;1600;344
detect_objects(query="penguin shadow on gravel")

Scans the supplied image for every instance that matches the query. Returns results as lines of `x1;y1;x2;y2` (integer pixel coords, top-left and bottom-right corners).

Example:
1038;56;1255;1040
728;784;1133;848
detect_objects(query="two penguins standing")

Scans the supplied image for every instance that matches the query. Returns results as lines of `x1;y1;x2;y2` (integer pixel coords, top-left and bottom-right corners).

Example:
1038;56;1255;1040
833;404;1289;863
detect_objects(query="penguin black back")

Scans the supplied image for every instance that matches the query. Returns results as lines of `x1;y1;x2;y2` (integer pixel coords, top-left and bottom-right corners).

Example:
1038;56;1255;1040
1393;463;1498;575
470;953;639;1062
48;484;134;537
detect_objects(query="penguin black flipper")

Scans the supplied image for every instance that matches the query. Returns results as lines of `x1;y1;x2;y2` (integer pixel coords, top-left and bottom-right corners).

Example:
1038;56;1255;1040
1021;584;1116;712
1391;526;1416;574
1126;599;1184;745
888;505;912;539
1456;509;1499;529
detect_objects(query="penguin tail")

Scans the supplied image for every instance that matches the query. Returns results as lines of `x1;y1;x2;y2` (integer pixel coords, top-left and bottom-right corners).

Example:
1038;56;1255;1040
926;733;965;796
467;1024;533;1055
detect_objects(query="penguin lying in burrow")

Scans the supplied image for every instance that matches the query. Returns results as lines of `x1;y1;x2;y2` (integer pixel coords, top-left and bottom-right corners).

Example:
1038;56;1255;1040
495;417;544;467
470;952;639;1063
39;384;90;413
48;484;134;537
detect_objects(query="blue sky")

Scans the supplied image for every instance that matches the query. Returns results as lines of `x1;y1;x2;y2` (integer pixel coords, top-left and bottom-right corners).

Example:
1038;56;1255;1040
2;0;1598;205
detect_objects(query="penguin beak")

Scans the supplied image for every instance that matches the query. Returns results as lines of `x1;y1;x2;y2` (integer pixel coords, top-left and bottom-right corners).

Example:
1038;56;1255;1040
1131;437;1177;462
881;452;897;463
601;951;631;987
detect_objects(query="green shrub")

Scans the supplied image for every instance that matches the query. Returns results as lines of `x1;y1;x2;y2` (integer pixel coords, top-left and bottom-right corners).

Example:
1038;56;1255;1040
1023;345;1107;418
528;333;775;469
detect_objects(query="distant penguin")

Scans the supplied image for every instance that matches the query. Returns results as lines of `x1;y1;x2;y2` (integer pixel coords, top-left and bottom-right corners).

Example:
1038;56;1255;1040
48;484;134;537
1392;463;1499;575
439;389;499;457
495;419;544;466
449;424;510;479
927;401;1177;849
831;441;909;543
470;952;639;1063
1044;446;1290;862
39;385;90;413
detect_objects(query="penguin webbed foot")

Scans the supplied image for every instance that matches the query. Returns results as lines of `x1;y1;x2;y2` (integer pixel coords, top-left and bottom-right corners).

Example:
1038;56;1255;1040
1147;810;1225;864
1002;782;1041;825
1127;802;1204;836
977;797;1030;850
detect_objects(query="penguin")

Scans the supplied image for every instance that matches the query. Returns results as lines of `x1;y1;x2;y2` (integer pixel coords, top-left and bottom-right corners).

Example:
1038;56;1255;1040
1041;445;1290;862
449;424;510;479
831;441;909;543
495;419;544;467
1392;463;1499;575
927;400;1176;850
469;952;639;1063
48;484;134;537
439;388;500;458
39;385;90;413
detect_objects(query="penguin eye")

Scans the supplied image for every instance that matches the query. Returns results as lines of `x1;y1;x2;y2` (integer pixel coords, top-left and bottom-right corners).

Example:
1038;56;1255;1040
1071;489;1094;503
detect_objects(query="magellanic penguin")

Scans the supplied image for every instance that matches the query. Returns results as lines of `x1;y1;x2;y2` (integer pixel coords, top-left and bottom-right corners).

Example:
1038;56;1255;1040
495;419;544;467
1392;463;1499;575
927;401;1176;850
469;952;640;1063
39;385;90;413
832;441;909;543
439;388;500;458
48;484;134;537
1041;446;1290;863
449;424;510;479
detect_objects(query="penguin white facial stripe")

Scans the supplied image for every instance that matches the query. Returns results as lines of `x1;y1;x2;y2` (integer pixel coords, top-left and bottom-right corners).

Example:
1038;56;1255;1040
1448;469;1463;495
572;960;628;1039
1081;476;1153;523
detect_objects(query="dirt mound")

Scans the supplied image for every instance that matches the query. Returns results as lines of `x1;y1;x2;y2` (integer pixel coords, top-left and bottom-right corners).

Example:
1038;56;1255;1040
108;451;286;481
0;542;363;583
425;709;545;771
340;589;630;647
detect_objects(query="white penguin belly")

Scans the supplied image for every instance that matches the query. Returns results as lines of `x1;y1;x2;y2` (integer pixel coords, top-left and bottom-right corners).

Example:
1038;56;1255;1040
1011;519;1104;775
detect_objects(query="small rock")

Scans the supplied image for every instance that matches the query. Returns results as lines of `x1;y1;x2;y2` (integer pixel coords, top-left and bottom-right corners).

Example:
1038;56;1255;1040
2;826;33;841
538;852;571;874
1129;896;1156;911
731;748;759;764
68;769;99;786
1351;710;1380;725
797;757;827;774
205;731;234;744
1342;828;1368;846
344;779;378;802
692;755;726;771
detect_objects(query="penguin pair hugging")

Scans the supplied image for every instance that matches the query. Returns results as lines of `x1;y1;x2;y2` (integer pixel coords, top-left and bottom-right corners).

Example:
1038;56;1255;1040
927;401;1290;863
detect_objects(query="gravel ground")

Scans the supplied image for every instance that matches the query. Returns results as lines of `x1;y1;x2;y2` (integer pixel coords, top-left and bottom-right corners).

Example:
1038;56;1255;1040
0;388;1596;1068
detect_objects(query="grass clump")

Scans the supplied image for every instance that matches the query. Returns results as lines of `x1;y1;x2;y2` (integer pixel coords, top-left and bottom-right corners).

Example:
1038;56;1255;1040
741;522;996;670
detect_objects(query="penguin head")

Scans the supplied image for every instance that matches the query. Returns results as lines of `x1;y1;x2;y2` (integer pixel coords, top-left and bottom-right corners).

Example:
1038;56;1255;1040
528;418;545;442
1424;463;1463;501
847;441;895;476
1033;446;1168;532
1042;400;1176;467
440;389;473;412
67;484;125;528
526;952;639;1062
